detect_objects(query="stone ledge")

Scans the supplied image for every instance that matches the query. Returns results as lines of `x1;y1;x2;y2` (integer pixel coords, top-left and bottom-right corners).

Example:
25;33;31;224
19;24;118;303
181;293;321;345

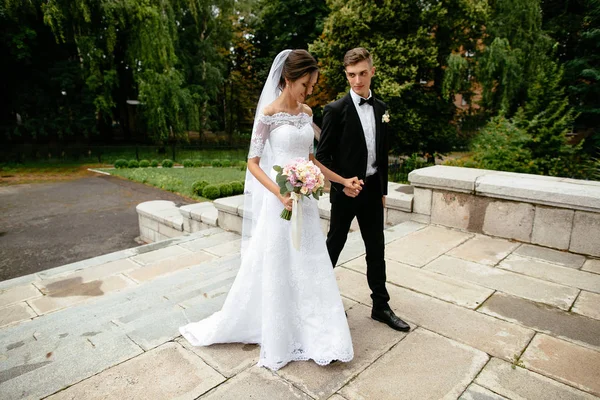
476;173;600;212
136;201;184;230
409;165;492;193
409;166;600;213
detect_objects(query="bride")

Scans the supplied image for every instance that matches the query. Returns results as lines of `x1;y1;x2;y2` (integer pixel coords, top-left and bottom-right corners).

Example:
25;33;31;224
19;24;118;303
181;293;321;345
179;49;360;371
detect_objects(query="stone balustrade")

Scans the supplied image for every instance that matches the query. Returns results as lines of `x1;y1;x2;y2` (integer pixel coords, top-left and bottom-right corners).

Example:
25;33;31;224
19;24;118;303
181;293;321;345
409;166;600;257
137;165;599;257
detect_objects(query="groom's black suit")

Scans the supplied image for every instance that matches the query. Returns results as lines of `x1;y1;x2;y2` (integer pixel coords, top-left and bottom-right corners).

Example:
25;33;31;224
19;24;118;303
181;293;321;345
316;92;391;311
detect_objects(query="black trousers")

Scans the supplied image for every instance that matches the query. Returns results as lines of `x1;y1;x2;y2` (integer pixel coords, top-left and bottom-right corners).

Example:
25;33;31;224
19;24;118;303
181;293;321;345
326;173;391;311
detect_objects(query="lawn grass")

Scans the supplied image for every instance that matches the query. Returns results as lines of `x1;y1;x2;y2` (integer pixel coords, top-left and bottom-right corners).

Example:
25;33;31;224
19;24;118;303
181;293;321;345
103;167;247;200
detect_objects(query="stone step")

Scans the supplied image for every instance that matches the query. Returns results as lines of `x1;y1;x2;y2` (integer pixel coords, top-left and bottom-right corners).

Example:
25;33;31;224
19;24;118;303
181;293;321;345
424;255;580;310
0;325;143;400
2;256;240;358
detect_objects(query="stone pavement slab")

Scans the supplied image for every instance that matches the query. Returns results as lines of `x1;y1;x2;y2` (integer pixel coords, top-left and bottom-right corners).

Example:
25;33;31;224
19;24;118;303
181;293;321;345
475;357;597;400
447;235;520;266
46;342;225;400
130;245;191;265
199;367;312;400
514;244;586;269
335;267;534;361
177;339;260;378
459;383;508;400
582;258;600;274
425;255;579;310
573;291;600;320
276;303;406;400
126;251;216;283
499;255;600;293
385;225;472;267
340;328;489;400
0;327;144;400
178;231;241;252
0;302;37;327
203;239;242;257
33;258;140;294
478;292;600;351
29;274;137;315
521;334;600;397
340;258;493;309
0;284;41;307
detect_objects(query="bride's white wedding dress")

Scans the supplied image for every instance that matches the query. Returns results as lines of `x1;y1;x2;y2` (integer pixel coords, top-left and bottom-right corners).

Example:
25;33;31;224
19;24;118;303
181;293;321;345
179;112;354;371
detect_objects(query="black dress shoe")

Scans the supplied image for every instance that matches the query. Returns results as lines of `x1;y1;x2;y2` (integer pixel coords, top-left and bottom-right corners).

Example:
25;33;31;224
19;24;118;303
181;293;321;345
371;309;410;332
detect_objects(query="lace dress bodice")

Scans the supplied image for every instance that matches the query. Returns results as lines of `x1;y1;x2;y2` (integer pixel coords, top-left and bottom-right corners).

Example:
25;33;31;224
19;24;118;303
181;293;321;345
248;112;314;169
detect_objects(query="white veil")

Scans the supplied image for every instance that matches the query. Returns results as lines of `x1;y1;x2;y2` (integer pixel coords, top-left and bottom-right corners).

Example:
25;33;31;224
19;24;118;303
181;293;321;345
241;49;292;256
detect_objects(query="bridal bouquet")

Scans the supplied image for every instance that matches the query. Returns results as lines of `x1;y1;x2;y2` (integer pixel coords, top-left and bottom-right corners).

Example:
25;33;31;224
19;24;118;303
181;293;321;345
273;158;325;220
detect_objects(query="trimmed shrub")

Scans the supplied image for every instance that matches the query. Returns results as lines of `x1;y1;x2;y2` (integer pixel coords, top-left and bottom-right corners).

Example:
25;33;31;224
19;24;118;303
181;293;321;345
230;181;244;195
114;159;128;169
139;159;150;168
128;159;139;168
161;159;174;168
150;159;159;167
221;159;231;168
202;184;220;200
239;161;247;171
219;183;233;197
193;160;203;167
182;159;193;168
192;180;210;196
211;159;222;167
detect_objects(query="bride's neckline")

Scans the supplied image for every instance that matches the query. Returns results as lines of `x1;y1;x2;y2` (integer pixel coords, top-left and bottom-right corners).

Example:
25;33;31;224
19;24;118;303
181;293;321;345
262;111;310;118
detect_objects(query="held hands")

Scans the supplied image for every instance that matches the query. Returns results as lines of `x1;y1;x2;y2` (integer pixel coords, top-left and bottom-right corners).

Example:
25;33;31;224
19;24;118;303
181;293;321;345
342;177;364;198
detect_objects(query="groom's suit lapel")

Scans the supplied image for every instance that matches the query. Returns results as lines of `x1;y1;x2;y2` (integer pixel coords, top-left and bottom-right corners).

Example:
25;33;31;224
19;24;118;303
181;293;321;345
343;94;368;152
373;98;383;156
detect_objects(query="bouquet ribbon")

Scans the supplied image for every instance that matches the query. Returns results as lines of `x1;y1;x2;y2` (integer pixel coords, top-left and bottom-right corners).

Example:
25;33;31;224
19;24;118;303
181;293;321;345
290;192;303;250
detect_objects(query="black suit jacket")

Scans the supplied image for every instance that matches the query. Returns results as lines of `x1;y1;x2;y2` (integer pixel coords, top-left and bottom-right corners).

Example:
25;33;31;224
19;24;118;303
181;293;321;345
316;92;389;203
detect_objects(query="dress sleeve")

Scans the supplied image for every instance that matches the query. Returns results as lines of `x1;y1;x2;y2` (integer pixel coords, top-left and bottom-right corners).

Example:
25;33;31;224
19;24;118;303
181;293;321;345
248;115;271;159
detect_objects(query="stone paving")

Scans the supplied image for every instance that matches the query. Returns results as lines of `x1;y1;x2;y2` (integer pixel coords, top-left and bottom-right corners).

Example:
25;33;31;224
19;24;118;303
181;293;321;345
0;221;599;399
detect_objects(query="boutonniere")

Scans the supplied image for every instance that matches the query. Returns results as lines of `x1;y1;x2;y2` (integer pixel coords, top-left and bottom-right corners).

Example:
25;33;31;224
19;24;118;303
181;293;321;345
382;111;390;123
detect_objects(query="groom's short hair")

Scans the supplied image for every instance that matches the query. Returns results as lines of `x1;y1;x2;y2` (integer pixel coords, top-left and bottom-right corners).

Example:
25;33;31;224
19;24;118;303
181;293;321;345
343;48;373;68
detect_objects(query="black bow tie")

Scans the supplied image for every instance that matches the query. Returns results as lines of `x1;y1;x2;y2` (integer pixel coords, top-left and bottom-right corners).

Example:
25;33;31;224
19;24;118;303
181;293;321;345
359;96;374;106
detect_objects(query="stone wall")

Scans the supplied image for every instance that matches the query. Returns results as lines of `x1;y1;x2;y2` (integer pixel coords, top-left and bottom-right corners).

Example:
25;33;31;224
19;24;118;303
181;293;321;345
409;166;600;257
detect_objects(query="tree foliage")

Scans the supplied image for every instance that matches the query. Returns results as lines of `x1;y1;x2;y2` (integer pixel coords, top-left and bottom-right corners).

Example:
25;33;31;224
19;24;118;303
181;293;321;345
311;0;487;156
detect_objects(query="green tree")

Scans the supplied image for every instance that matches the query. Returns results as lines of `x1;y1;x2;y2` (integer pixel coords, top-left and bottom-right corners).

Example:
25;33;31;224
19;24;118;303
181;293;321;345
251;0;329;83
542;0;600;154
0;2;96;142
311;0;487;156
2;0;234;143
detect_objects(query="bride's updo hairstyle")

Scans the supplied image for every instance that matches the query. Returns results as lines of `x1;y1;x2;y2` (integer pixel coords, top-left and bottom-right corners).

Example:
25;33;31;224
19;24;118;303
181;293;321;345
278;49;318;91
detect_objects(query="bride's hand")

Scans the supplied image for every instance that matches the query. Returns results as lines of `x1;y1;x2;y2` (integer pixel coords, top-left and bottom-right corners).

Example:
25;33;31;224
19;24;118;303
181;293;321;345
279;192;293;211
342;177;363;198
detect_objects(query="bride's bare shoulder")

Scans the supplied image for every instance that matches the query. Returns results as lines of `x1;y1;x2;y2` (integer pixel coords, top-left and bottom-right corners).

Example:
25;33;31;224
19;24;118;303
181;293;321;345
261;103;278;116
301;104;313;116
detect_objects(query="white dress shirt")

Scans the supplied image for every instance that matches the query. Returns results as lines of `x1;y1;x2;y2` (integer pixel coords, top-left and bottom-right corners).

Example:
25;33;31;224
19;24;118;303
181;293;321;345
350;89;377;177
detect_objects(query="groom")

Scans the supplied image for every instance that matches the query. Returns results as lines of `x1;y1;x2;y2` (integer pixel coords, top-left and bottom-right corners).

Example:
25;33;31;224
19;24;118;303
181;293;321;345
316;48;410;332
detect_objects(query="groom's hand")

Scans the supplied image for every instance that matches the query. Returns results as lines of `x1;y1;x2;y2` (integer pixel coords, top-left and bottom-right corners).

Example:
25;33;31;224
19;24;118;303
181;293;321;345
342;177;363;198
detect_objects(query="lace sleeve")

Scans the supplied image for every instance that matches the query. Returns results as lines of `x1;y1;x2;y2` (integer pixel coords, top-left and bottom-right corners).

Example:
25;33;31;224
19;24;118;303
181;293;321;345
248;115;271;159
